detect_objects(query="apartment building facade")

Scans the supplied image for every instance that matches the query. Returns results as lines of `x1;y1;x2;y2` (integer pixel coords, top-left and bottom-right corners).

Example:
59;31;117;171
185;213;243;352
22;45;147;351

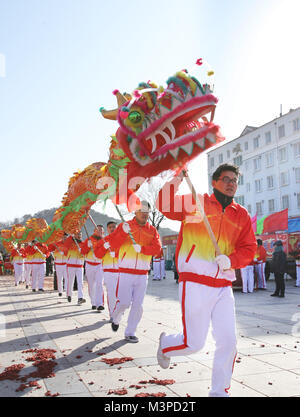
207;108;300;220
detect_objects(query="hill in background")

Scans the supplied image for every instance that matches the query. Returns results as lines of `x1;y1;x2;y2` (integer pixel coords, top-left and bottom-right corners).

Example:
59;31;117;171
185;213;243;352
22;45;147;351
0;207;177;242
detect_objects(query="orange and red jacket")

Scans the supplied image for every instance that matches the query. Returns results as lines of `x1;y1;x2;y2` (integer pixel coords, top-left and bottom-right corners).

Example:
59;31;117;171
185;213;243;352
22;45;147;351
80;235;103;265
254;245;267;263
93;240;119;273
156;190;257;287
26;243;49;263
10;248;26;263
48;241;67;264
62;236;85;266
98;217;162;275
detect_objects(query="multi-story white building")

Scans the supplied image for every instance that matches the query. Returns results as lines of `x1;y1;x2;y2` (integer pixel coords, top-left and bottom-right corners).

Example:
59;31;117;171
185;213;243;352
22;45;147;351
207;107;300;220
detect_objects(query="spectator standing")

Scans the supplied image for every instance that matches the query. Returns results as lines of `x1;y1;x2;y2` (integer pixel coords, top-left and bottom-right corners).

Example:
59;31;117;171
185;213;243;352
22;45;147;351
270;240;287;298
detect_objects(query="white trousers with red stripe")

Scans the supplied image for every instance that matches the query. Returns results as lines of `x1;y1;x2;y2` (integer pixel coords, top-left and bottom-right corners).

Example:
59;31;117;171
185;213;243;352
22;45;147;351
55;264;67;294
31;263;46;290
13;262;24;284
112;273;148;337
296;261;300;287
240;265;254;293
161;282;237;397
153;260;161;280
66;266;84;299
103;271;119;318
255;262;266;289
24;263;32;285
85;263;104;307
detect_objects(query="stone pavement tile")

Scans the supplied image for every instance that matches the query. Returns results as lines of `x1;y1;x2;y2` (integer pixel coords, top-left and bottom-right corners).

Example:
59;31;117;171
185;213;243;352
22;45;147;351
0;378;48;397
250;351;300;370
234;370;300;397
77;366;153;393
43;371;91;396
231;355;284;376
141;361;212;383
92;384;178;397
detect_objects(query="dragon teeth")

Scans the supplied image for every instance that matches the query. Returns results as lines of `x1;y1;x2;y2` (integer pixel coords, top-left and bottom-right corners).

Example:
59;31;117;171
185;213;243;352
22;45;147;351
180;142;194;155
206;133;216;143
168;148;180;160
195;138;205;149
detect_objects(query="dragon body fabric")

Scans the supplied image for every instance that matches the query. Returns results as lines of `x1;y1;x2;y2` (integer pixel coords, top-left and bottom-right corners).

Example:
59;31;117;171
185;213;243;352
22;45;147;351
1;68;224;250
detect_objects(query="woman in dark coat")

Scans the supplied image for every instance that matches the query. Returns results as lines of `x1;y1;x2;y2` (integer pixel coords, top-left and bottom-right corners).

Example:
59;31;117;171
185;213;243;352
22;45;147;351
270;240;287;298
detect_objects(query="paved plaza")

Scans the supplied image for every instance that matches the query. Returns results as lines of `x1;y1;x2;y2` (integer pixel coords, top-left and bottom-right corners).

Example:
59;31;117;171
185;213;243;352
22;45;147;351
0;272;300;398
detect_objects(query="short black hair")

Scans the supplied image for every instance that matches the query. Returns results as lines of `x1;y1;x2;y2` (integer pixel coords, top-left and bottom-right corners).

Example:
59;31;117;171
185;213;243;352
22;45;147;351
107;221;117;227
257;239;263;245
97;224;104;228
212;164;240;182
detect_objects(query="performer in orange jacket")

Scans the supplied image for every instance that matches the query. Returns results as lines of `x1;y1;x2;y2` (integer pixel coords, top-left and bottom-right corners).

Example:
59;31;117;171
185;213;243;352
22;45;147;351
96;201;162;343
48;234;68;297
155;164;257;397
80;225;105;311
27;241;49;292
254;239;267;289
94;221;119;321
10;244;26;286
63;233;86;305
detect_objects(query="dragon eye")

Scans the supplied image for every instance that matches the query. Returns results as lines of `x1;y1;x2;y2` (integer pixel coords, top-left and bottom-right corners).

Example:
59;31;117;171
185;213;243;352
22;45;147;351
128;111;142;124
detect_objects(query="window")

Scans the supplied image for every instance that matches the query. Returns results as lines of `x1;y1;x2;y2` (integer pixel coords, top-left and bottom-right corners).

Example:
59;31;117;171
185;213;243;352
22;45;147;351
238;175;244;185
278;124;285;138
294;142;300;157
265;131;271;144
268;199;275;213
281;195;289;210
209;157;214;168
256;202;263;216
280;171;289;186
253;136;259;149
295;167;300;182
267;175;274;189
235;196;245;206
227;150;230;159
255;179;262;193
293;118;300;132
246;183;251;192
233;155;242;166
244;142;248;151
219;153;223;164
278;147;287;163
253;157;261;171
247;204;252;214
297;193;300;209
265;151;274;167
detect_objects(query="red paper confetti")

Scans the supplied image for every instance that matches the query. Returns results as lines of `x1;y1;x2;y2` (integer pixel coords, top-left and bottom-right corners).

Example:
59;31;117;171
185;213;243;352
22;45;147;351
101;357;134;366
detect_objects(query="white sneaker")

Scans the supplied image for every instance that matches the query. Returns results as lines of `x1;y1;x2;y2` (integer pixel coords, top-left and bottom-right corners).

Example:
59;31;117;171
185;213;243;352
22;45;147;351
157;332;170;369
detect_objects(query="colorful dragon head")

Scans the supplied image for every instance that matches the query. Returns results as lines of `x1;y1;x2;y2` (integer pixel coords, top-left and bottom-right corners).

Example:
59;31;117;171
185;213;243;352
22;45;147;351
101;68;224;179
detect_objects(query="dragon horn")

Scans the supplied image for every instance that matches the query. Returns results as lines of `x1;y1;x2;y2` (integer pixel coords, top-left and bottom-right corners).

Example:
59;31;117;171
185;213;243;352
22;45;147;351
100;91;132;120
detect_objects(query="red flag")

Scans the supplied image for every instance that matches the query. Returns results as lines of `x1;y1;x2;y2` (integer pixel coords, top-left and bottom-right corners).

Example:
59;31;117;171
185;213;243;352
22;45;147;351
262;209;288;234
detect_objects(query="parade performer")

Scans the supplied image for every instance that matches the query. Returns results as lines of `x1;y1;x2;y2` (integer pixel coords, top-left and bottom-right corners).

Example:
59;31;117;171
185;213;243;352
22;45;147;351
254;239;267;289
94;221;119;322
10;244;25;286
240;259;255;293
152;254;161;281
63;233;86;305
23;243;33;289
29;241;49;292
80;225;105;311
97;201;162;343
160;249;166;280
48;234;68;297
155;164;257;397
295;254;300;287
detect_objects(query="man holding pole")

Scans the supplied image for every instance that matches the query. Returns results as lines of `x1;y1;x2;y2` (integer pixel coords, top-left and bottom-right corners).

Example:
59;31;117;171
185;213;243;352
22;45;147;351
155;164;257;397
97;201;162;343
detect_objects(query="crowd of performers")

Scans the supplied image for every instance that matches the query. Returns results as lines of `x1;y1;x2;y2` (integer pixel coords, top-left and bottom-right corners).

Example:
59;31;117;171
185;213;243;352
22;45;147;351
3;163;300;397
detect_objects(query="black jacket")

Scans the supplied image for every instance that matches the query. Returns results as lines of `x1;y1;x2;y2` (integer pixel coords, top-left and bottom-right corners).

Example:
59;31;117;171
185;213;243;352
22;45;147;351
271;250;287;275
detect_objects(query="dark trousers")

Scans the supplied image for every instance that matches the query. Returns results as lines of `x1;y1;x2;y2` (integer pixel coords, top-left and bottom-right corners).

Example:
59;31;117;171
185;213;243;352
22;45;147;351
274;272;285;295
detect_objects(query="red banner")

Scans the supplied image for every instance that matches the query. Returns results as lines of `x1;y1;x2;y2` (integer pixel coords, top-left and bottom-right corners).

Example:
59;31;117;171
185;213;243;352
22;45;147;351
262;209;288;234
